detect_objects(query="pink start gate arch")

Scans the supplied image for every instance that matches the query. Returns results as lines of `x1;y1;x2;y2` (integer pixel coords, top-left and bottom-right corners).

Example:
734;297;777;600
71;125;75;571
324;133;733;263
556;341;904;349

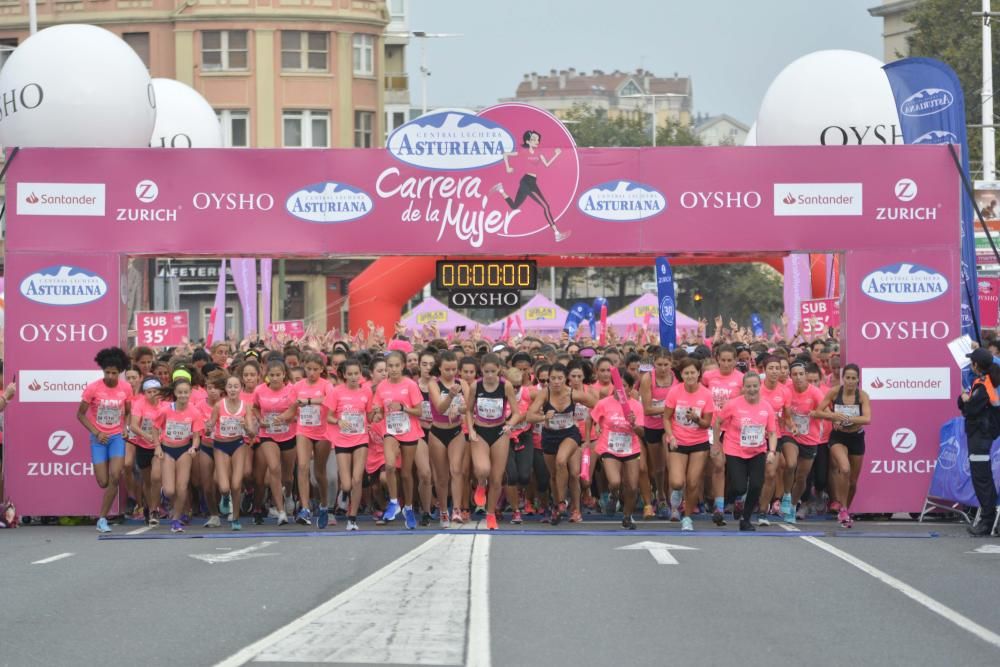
2;103;960;516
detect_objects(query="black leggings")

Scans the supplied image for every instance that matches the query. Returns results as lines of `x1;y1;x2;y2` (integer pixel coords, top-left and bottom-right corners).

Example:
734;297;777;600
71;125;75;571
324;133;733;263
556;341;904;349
726;453;766;522
533;448;550;493
504;174;556;228
505;430;533;487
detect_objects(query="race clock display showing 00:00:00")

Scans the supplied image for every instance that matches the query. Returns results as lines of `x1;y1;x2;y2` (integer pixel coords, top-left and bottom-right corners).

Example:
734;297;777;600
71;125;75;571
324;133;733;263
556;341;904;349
435;260;537;291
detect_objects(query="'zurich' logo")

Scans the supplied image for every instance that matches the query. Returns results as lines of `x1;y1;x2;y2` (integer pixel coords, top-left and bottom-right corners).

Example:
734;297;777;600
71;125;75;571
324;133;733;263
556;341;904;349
285;182;373;224
900;88;954;117
20;266;108;306
577;180;667;222
386;111;516;171
861;263;948;304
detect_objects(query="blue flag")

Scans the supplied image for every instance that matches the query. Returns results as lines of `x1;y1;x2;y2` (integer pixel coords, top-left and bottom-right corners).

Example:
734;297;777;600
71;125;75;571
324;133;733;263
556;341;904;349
750;313;764;338
564;302;593;337
883;58;979;339
655;257;676;351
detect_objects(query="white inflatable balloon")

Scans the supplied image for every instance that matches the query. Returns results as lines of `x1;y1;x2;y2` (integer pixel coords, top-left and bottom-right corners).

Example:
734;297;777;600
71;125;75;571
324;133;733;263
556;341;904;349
149;78;222;148
755;50;900;146
0;24;154;148
744;122;756;146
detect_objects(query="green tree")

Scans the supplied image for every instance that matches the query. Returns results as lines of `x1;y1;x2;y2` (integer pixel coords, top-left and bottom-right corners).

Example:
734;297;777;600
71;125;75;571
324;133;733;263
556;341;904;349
906;0;998;175
562;103;649;147
656;119;704;146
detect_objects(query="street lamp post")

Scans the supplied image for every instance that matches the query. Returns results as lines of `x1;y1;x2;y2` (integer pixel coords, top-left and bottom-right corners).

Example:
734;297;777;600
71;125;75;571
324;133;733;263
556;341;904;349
622;92;689;147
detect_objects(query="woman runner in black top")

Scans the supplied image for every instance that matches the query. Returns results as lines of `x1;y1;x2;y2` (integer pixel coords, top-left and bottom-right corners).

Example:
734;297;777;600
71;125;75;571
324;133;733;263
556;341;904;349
816;364;871;528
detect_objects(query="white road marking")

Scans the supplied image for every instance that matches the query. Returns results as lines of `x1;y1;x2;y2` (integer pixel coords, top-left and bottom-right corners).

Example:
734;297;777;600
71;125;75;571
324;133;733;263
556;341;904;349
777;523;801;533
31;552;74;565
126;526;153;535
616;541;699;565
970;544;1000;554
797;535;1000;649
214;533;491;666
190;541;278;565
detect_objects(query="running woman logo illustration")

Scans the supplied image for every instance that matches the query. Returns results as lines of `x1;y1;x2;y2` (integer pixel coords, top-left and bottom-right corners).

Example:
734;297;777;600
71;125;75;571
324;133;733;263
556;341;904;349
576;180;667;221
376;104;581;249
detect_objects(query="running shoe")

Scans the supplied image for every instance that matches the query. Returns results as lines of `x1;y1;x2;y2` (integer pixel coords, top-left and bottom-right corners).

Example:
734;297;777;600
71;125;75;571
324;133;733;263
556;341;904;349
420;512;432;527
383;500;401;522
96;517;111;534
170;519;184;533
440;513;451;529
569;510;583;523
550;503;564;526
219;494;232;516
347;520;360;531
511;510;523;525
147;516;159;528
486;513;498;530
319;507;332;529
268;506;280;519
622;515;636;530
712;510;727;527
337;492;349;513
473;485;487;510
780;495;792;518
796;504;807;521
296;508;312;526
277;512;289;526
451;509;464;525
658;503;671;519
284;494;295;516
374;512;386;526
403;506;416;530
739;519;756;532
461;510;471;523
524;501;537;516
680;516;694;532
783;511;797;524
180;514;191;526
669;507;681;522
829;500;843;513
231;520;242;532
757;515;771;527
642;504;656;520
838;507;852;528
253;510;265;526
733;498;745;522
204;515;221;528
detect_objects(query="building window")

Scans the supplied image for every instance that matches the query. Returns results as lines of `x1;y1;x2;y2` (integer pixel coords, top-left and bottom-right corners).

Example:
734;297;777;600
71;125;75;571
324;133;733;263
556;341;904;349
123;33;150;69
283;110;329;148
0;38;16;72
354;111;374;147
620;80;642;97
216;109;250;147
352;34;374;75
202;30;248;72
281;31;328;72
385;110;406;138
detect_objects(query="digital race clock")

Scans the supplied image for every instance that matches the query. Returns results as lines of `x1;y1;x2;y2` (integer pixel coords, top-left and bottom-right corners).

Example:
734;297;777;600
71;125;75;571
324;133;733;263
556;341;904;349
435;260;537;291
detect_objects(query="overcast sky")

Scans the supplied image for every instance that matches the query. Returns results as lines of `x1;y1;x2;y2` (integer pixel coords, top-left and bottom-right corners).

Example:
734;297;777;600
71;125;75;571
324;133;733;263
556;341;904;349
406;0;885;125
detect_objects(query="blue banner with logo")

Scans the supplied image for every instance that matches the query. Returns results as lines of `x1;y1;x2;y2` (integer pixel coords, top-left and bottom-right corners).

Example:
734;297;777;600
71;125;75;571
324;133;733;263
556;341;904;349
883;58;979;339
564;302;593;337
930;418;1000;506
591;297;607;338
655;257;676;351
750;312;764;338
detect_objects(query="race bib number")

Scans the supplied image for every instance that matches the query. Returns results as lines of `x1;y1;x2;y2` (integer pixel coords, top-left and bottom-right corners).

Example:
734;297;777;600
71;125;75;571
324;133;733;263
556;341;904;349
547;412;575;430
96;404;121;427
264;413;289;434
476;397;504;421
651;399;665;410
165;420;192;442
739;423;765;448
420;400;433;422
219;416;243;438
450;394;466;414
574;403;590;422
675;406;701;428
533;423;543;435
386;411;411;436
711;387;730;410
298;405;321;427
340;410;365;435
834;404;860;418
792;412;810;434
140;417;154;433
608;430;633;454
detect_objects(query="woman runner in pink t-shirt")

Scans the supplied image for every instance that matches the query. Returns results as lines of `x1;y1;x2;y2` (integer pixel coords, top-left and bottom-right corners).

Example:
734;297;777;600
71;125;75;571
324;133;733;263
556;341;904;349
76;347;133;534
293;353;335;528
663;358;714;532
326;359;374;532
154;374;204;534
205;374;255;531
251;360;299;526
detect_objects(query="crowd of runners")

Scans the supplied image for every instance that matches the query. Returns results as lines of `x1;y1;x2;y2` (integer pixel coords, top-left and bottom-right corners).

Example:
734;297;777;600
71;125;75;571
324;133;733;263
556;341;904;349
71;321;872;534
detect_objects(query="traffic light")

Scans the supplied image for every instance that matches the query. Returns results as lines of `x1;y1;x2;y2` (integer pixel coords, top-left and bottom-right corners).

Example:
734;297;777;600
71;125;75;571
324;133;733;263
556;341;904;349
693;290;703;303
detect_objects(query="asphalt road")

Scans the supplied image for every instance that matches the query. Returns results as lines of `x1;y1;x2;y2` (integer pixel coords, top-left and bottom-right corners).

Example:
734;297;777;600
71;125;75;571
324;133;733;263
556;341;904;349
2;516;999;667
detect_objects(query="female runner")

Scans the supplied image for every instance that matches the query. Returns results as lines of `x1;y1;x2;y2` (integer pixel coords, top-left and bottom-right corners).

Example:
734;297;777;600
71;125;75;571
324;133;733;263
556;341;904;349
77;347;132;534
206;373;255;530
586;372;644;529
466;353;520;530
294;353;335;528
326;359;373;531
816;364;871;527
427;350;470;527
663;358;714;532
639;350;673;517
154;372;204;533
252;360;298;526
129;376;163;526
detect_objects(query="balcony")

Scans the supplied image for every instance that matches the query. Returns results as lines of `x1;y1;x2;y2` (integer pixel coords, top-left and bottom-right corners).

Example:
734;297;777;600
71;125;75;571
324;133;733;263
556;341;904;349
384;71;409;104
